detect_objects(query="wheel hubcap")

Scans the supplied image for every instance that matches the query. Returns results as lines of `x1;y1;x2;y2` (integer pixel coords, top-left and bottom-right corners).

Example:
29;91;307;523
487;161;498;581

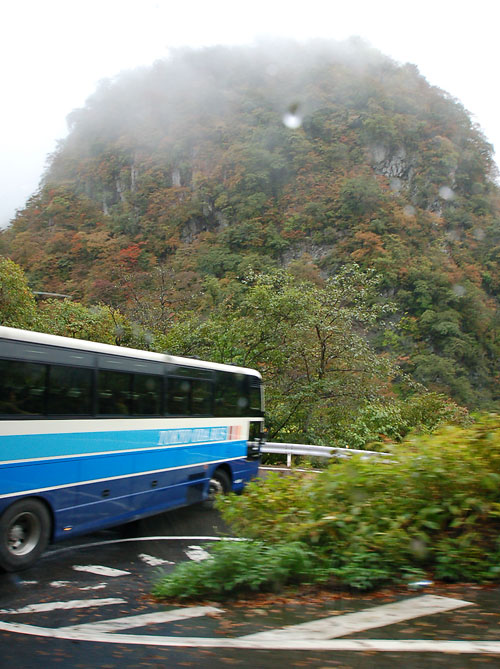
7;512;41;556
208;478;224;501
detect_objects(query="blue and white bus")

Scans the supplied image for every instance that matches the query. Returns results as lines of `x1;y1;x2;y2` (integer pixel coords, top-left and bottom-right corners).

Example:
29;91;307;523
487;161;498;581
0;326;264;571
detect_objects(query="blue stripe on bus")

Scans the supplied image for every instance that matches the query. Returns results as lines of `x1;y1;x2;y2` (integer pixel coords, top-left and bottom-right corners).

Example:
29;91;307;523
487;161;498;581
0;438;247;497
0;425;230;462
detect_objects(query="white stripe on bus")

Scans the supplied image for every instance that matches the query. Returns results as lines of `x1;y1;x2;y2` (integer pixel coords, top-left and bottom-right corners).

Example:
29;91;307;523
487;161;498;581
0;416;259;437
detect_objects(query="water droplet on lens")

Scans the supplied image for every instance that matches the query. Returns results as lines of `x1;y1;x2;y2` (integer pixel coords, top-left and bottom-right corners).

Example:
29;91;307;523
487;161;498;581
452;284;466;297
283;113;302;129
390;178;402;193
439;186;455;200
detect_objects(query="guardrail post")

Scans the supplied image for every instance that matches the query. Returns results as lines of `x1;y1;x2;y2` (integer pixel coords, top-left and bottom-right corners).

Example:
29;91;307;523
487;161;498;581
287;452;292;468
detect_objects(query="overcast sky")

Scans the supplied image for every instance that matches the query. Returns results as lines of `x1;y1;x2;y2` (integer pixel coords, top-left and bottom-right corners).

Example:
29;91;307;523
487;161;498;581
1;0;499;228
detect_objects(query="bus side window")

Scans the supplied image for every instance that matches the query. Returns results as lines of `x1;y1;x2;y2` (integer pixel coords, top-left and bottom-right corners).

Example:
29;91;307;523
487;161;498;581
47;365;93;415
133;374;162;415
166;377;191;415
214;372;247;417
97;370;132;415
0;359;47;416
249;382;262;416
191;379;213;415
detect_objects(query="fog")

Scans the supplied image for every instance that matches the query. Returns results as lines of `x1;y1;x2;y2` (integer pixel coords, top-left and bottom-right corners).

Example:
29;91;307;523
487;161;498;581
1;0;500;228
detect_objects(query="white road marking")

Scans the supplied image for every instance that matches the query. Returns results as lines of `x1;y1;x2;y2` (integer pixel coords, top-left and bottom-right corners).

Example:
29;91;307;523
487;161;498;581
0;598;125;615
0;595;494;654
79;583;107;591
59;606;223;633
50;581;71;588
0;619;499;653
73;565;131;577
184;546;211;562
243;595;473;641
138;553;174;567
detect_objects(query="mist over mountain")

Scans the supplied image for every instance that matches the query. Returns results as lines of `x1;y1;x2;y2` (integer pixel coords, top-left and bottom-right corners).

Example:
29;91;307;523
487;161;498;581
2;40;499;409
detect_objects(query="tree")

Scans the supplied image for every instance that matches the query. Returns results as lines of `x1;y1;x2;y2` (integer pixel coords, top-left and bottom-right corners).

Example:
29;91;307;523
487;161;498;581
156;266;396;443
0;256;37;328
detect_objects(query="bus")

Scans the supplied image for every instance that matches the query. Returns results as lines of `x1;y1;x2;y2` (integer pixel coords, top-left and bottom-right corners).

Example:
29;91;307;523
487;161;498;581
0;326;264;571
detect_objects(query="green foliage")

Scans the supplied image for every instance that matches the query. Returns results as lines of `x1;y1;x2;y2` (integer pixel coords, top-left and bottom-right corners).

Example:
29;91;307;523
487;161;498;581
35;299;141;346
212;414;500;593
334;392;470;450
156;266;396;443
0;258;146;347
0;256;37;328
152;540;322;600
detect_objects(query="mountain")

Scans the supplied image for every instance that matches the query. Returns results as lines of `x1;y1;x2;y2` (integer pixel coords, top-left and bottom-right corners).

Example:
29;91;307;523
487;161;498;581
2;40;499;408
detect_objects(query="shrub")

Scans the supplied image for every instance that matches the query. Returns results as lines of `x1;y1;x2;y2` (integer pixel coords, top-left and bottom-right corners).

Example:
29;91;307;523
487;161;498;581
152;540;322;600
154;414;500;598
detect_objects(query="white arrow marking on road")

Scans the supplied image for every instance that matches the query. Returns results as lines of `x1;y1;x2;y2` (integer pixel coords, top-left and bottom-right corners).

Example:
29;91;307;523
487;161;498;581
59;605;223;634
184;546;211;562
73;565;130;577
243;595;472;641
0;598;125;615
138;553;174;567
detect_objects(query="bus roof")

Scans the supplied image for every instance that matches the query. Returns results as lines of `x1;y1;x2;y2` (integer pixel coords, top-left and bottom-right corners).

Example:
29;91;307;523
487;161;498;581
0;326;261;380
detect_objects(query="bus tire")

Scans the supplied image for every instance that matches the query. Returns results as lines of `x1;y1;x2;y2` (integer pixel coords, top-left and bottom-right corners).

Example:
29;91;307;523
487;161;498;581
0;499;51;572
203;469;230;508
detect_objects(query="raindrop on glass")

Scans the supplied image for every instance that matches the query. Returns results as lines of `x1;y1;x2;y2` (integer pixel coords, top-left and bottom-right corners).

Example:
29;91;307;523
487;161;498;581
283;113;302;129
439;186;455;201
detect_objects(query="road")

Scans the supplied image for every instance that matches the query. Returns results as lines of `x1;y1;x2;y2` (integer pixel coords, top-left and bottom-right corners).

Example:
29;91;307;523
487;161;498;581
1;503;500;667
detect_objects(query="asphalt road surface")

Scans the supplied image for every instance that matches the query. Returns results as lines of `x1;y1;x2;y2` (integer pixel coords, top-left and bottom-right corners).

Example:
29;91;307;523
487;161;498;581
1;503;500;668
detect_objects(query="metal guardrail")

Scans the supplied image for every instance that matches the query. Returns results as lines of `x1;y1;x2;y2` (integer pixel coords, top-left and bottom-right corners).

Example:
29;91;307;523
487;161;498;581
262;442;391;467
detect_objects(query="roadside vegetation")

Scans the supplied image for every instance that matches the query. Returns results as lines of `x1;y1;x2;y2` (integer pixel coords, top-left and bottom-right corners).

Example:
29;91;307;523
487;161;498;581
153;414;500;600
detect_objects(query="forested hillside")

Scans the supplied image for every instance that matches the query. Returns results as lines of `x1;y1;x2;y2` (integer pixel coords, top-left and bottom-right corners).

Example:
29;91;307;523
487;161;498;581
1;39;499;416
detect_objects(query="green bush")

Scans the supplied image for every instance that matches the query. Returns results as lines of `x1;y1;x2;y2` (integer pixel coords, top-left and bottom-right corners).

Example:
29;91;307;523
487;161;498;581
332;392;470;451
154;414;500;599
152;540;322;600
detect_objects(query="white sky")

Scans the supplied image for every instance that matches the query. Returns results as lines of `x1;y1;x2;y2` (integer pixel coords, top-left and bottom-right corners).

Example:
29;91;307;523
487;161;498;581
1;0;500;228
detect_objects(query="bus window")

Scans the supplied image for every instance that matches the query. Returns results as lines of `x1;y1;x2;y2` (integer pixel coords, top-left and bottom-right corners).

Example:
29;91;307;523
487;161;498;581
214;371;248;416
249;381;262;416
0;359;47;416
97;370;132;415
132;374;162;415
47;365;93;415
167;377;191;415
191;379;213;415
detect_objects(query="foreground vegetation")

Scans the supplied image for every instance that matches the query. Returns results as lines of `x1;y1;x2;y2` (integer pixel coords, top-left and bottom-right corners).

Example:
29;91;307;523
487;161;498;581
153;414;500;600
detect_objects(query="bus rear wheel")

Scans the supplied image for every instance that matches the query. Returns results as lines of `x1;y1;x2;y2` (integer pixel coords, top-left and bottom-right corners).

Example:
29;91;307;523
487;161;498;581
204;469;230;508
0;499;50;572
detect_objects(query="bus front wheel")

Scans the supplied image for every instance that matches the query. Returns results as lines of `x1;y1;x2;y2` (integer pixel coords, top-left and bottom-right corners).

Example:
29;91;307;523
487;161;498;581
204;469;230;508
0;499;50;572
